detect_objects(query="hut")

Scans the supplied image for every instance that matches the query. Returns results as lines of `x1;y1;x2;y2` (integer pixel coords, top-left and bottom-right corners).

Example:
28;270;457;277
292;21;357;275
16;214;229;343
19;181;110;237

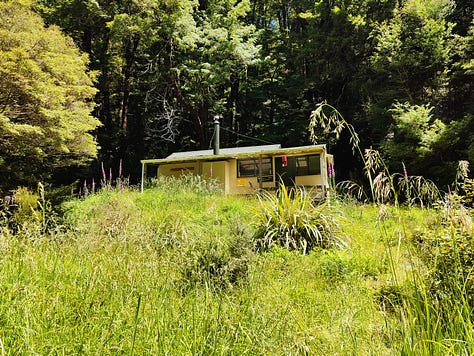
140;143;334;196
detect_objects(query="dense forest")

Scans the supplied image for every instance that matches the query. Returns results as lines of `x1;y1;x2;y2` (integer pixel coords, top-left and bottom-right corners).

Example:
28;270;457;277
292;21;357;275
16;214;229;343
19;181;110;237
1;0;473;194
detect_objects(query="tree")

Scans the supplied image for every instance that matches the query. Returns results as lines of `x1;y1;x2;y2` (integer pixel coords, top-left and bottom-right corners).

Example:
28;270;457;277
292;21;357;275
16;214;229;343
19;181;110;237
166;0;260;148
383;102;446;174
0;0;100;192
366;0;474;184
375;2;453;94
37;0;259;178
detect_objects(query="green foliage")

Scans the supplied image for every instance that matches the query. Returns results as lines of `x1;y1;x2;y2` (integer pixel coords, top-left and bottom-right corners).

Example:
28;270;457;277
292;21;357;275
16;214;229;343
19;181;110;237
8;176;474;354
383;102;446;168
6;183;63;236
411;197;474;301
12;186;39;227
460;178;474;207
386;195;474;354
370;0;454;101
254;183;347;253
178;232;253;293
0;0;100;191
317;250;387;283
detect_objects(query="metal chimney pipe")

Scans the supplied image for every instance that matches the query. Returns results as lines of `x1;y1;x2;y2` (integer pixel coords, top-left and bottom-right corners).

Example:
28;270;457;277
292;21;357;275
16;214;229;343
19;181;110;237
213;116;220;155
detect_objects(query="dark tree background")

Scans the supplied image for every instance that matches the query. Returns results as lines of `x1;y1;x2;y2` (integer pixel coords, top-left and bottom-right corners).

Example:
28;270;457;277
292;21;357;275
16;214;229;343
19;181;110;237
2;0;473;193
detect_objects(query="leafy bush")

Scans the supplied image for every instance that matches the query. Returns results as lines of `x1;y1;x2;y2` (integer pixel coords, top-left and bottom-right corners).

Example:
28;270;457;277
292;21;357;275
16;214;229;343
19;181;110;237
254;183;347;253
5;184;61;234
12;186;39;227
409;197;474;316
415;232;474;302
178;233;254;293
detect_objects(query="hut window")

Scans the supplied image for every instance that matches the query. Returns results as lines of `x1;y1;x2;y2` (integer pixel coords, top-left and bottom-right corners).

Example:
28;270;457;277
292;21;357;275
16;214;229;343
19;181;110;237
237;158;272;177
295;155;320;175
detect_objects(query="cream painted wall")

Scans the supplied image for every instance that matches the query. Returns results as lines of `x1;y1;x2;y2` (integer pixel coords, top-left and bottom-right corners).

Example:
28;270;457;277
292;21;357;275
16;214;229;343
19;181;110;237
158;162;197;177
295;175;322;186
201;161;229;192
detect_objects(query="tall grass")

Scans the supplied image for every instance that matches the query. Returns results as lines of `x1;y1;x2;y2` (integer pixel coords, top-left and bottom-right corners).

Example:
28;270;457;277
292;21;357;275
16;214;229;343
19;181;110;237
310;101;474;355
1;176;411;354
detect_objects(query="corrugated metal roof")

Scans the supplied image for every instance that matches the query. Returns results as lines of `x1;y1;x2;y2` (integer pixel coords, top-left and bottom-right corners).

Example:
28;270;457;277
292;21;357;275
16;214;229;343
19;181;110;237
141;144;327;164
166;144;281;159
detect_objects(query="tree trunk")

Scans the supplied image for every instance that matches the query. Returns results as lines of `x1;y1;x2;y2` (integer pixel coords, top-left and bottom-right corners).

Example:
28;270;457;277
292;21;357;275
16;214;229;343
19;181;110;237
229;72;240;145
120;34;140;131
194;102;209;149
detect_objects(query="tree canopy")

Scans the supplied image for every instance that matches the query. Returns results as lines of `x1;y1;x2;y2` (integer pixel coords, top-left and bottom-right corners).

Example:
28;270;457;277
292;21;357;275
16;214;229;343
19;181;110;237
1;0;473;192
0;0;100;192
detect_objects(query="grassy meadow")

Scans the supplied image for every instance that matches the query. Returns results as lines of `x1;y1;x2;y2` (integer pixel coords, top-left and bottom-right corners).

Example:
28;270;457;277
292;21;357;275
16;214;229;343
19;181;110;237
0;177;473;355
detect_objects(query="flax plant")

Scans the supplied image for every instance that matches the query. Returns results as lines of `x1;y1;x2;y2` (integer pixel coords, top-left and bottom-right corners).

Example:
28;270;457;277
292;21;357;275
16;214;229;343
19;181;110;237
255;182;347;253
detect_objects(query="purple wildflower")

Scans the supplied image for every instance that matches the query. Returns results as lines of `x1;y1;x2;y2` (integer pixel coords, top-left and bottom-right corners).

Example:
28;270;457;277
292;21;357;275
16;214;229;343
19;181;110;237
92;178;96;193
109;167;112;182
101;162;106;181
119;159;123;177
328;164;335;177
402;163;408;179
83;179;88;197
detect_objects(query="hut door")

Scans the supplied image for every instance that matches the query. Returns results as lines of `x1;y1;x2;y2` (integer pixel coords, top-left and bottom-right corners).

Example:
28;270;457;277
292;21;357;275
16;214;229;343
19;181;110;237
275;156;296;186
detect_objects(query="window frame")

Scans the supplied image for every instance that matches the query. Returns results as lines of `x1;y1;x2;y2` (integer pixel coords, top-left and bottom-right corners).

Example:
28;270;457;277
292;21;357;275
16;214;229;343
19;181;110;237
295;155;320;176
237;157;273;178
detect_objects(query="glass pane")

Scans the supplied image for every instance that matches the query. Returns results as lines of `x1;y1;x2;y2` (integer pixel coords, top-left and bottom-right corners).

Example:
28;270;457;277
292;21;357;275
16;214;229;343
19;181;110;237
295;155;320;176
296;156;309;175
238;158;272;177
238;159;257;177
308;155;321;175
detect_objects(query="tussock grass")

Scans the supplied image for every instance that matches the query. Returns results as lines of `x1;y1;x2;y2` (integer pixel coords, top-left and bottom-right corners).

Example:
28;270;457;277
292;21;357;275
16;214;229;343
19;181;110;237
310;101;474;354
0;176;472;354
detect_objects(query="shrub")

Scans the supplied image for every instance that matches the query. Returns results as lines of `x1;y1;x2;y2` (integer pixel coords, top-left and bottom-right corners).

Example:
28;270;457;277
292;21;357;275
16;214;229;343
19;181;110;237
178;232;254;293
254;183;347;253
409;197;474;317
459;178;474;208
12;186;39;227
